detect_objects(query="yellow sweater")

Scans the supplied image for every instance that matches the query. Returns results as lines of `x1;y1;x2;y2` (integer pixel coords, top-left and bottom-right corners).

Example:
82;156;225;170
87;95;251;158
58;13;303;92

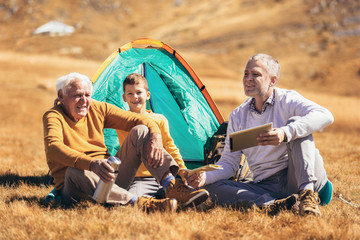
117;110;186;177
43;100;161;190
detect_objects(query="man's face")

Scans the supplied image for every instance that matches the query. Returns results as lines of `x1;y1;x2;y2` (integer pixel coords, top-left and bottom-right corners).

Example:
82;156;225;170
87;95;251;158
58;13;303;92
243;60;275;99
59;78;92;122
123;83;150;113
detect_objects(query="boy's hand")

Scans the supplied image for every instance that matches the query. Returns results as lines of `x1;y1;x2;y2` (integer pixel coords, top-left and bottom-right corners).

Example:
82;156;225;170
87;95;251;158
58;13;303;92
147;133;164;168
178;168;189;183
257;128;286;146
90;159;115;183
186;172;206;189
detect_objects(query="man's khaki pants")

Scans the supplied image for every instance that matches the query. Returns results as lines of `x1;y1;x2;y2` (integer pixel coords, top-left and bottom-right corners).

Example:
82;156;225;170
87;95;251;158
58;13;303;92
61;125;179;206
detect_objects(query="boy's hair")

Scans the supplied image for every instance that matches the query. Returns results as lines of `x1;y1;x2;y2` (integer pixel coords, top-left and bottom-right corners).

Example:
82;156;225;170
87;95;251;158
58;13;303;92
123;73;148;92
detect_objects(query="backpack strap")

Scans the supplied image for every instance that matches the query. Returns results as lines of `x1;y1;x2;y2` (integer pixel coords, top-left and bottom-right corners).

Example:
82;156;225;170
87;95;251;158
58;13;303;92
235;155;253;182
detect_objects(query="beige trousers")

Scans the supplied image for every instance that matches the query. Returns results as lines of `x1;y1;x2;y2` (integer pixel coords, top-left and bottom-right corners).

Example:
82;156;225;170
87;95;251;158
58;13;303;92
61;125;179;206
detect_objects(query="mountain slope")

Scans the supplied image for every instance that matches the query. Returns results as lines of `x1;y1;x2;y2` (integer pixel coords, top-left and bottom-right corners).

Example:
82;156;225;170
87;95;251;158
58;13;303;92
0;0;359;96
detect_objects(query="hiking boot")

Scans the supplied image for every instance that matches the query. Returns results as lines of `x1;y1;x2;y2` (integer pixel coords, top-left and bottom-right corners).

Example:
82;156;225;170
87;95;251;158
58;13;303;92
195;197;215;212
299;189;321;216
266;194;298;215
165;179;209;208
136;196;177;213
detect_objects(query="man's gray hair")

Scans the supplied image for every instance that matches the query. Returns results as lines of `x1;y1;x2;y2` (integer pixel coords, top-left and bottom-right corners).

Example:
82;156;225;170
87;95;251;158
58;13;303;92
248;53;280;79
56;72;93;95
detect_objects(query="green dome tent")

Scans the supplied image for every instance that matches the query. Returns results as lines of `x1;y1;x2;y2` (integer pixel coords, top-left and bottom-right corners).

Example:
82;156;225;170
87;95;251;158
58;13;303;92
91;38;224;169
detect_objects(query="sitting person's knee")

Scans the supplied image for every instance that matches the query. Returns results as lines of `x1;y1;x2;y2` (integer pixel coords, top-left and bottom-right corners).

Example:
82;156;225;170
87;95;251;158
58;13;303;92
65;167;85;182
130;125;149;135
65;167;77;178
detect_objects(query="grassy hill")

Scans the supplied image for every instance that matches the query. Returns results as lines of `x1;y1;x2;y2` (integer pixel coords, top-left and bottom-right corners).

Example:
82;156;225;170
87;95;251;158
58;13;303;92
1;0;360;97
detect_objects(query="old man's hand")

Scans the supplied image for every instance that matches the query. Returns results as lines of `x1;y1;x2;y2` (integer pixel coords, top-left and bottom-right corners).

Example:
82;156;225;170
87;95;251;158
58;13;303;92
147;133;164;168
90;159;115;183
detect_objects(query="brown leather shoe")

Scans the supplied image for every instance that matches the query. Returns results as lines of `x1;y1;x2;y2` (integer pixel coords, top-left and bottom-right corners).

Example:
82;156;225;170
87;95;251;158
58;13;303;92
137;196;177;213
265;194;298;215
165;179;209;208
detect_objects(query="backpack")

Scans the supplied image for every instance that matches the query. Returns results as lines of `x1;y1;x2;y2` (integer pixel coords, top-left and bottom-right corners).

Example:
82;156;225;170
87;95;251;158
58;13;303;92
204;122;253;182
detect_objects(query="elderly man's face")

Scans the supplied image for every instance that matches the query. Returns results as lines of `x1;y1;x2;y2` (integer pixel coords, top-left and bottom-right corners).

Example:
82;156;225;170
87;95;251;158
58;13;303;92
59;78;92;122
243;60;275;99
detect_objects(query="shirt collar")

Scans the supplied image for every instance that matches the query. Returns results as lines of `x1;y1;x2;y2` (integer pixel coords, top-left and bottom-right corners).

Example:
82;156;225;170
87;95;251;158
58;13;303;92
249;90;275;115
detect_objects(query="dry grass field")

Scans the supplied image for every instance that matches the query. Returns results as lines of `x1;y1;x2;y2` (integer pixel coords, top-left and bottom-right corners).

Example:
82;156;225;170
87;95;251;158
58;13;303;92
1;0;360;239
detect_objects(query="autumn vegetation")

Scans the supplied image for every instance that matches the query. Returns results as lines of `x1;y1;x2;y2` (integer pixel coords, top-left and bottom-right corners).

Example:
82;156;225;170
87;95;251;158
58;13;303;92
0;0;359;239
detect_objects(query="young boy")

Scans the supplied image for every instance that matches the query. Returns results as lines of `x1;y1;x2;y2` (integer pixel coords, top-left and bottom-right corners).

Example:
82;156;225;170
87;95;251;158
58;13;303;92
116;73;208;207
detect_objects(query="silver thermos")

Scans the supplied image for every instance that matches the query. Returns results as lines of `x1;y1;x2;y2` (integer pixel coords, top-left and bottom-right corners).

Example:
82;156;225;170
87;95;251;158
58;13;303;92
92;156;121;203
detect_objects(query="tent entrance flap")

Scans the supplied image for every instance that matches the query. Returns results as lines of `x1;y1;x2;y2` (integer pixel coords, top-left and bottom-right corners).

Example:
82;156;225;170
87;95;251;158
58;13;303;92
143;62;203;161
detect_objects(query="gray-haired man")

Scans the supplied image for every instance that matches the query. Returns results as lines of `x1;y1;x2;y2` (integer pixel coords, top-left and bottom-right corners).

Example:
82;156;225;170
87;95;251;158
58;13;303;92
185;54;333;216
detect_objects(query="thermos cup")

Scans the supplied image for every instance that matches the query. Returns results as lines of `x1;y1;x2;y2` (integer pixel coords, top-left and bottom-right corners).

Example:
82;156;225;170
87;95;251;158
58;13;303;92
92;156;121;203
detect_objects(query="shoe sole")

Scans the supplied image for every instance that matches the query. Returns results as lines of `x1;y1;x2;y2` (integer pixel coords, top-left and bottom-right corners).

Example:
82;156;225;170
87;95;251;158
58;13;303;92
179;191;209;209
300;207;321;216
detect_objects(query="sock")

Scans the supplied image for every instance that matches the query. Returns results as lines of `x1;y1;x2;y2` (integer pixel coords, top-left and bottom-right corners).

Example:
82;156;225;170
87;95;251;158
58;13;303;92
300;182;314;191
130;196;139;206
161;175;175;190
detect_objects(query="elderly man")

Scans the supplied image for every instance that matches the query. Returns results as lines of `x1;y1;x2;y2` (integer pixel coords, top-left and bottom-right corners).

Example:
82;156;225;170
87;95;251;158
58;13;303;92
43;72;209;212
186;54;334;216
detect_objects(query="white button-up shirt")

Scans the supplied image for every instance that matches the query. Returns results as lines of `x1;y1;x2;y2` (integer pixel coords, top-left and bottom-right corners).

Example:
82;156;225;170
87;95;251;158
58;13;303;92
205;87;334;184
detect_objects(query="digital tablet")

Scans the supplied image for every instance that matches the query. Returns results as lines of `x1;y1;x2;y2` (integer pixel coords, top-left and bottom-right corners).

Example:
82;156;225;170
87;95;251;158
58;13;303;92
229;122;273;152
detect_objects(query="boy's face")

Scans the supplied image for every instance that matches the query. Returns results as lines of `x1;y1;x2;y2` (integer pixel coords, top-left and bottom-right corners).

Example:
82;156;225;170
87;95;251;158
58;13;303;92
123;83;150;113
